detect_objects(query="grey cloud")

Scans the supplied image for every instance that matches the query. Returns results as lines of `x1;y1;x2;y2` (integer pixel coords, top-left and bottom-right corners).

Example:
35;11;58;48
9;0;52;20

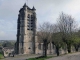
0;0;80;40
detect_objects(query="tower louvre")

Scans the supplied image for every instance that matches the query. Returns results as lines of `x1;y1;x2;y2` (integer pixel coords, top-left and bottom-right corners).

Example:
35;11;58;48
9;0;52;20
16;3;37;54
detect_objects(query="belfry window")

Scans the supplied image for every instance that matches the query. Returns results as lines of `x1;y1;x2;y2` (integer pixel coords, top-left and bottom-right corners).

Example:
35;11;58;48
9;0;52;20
27;14;30;18
31;15;33;18
31;28;33;30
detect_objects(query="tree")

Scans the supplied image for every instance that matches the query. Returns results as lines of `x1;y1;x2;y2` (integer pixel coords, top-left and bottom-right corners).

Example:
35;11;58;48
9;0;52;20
73;31;80;51
52;32;64;56
57;12;75;53
50;24;65;56
38;22;51;57
2;41;14;47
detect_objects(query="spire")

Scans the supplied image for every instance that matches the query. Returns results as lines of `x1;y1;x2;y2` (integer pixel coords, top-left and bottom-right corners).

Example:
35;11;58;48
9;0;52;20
23;3;27;7
32;6;36;10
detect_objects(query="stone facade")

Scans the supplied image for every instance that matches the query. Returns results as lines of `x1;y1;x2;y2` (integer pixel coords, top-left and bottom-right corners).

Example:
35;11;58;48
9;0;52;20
16;3;37;54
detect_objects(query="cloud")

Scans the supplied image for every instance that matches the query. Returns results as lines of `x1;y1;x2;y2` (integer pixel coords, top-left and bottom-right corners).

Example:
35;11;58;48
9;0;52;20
0;30;5;37
65;0;80;14
0;0;80;40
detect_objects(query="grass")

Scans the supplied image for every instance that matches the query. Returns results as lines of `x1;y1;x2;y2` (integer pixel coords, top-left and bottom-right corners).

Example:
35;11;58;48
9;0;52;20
0;52;4;59
27;56;53;60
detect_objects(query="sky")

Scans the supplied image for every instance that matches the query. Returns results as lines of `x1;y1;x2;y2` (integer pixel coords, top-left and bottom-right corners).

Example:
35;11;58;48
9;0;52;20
0;0;80;40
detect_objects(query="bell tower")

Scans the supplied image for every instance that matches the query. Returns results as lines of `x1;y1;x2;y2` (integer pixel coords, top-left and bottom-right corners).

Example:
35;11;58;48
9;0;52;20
16;3;37;54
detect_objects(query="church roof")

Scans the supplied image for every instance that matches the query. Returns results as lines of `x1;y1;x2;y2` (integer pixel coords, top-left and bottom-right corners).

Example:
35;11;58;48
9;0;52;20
23;3;27;7
23;3;31;9
32;6;36;10
19;3;36;12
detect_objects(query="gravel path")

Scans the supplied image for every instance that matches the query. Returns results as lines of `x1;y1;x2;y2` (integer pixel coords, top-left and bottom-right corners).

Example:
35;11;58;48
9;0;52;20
47;52;80;60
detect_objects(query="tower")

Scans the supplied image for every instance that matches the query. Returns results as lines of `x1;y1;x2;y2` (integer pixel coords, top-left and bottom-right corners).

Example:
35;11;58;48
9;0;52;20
16;3;37;54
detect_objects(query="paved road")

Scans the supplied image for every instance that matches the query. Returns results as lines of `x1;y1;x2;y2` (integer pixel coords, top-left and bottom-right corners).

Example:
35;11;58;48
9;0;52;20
1;54;41;60
47;52;80;60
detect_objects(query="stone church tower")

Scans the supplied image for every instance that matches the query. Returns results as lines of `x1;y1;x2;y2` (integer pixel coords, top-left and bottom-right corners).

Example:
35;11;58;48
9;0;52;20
16;3;37;54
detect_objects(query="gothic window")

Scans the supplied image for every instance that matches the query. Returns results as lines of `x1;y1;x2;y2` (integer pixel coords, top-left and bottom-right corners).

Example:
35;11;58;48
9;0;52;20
27;14;30;18
31;25;33;27
31;22;33;24
31;15;33;19
31;20;33;21
27;28;30;30
31;29;33;30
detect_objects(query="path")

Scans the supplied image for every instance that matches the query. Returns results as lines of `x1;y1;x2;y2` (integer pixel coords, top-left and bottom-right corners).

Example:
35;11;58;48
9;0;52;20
47;52;80;60
2;52;80;60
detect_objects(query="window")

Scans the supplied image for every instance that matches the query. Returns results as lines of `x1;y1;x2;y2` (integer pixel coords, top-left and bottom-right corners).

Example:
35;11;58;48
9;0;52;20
31;19;33;21
31;15;33;18
27;14;30;18
27;25;29;27
31;22;33;24
31;25;33;27
31;29;33;30
27;28;30;30
27;27;30;30
27;21;30;24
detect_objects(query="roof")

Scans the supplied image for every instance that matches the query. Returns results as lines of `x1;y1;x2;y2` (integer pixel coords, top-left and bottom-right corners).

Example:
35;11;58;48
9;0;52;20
32;6;36;10
19;3;36;12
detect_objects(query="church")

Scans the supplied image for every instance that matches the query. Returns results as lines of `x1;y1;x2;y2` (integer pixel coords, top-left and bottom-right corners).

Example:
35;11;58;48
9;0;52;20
15;3;37;54
15;3;56;55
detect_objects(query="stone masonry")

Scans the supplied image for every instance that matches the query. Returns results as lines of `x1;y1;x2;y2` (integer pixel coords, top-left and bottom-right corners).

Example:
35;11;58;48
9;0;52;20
16;3;37;54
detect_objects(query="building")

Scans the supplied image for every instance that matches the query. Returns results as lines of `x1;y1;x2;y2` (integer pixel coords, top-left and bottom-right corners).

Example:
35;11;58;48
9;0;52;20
3;47;14;57
15;3;57;55
15;3;37;54
15;3;61;55
15;3;71;55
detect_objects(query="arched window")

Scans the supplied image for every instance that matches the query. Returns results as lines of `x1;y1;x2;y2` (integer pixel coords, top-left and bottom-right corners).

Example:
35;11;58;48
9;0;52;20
31;15;33;18
27;14;30;18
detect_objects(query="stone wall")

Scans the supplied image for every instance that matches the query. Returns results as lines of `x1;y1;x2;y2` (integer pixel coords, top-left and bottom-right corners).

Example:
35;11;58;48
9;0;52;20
35;43;77;55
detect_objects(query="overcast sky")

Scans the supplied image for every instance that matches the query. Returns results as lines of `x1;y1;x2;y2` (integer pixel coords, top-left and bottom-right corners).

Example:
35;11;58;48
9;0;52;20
0;0;80;40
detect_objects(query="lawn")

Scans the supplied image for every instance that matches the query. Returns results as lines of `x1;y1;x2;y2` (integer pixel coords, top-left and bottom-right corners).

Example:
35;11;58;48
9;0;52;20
27;56;53;60
0;53;4;59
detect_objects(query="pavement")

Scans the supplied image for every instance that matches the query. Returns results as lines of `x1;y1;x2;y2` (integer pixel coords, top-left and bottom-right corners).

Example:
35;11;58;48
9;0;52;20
47;52;80;60
1;52;80;60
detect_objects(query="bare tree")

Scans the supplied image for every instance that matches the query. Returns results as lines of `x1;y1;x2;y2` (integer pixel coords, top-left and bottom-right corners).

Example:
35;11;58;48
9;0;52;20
57;12;75;53
50;24;64;56
37;22;51;57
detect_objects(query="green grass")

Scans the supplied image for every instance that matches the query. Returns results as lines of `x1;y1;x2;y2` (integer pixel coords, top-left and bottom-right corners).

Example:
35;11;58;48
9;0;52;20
0;53;4;59
27;56;53;60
